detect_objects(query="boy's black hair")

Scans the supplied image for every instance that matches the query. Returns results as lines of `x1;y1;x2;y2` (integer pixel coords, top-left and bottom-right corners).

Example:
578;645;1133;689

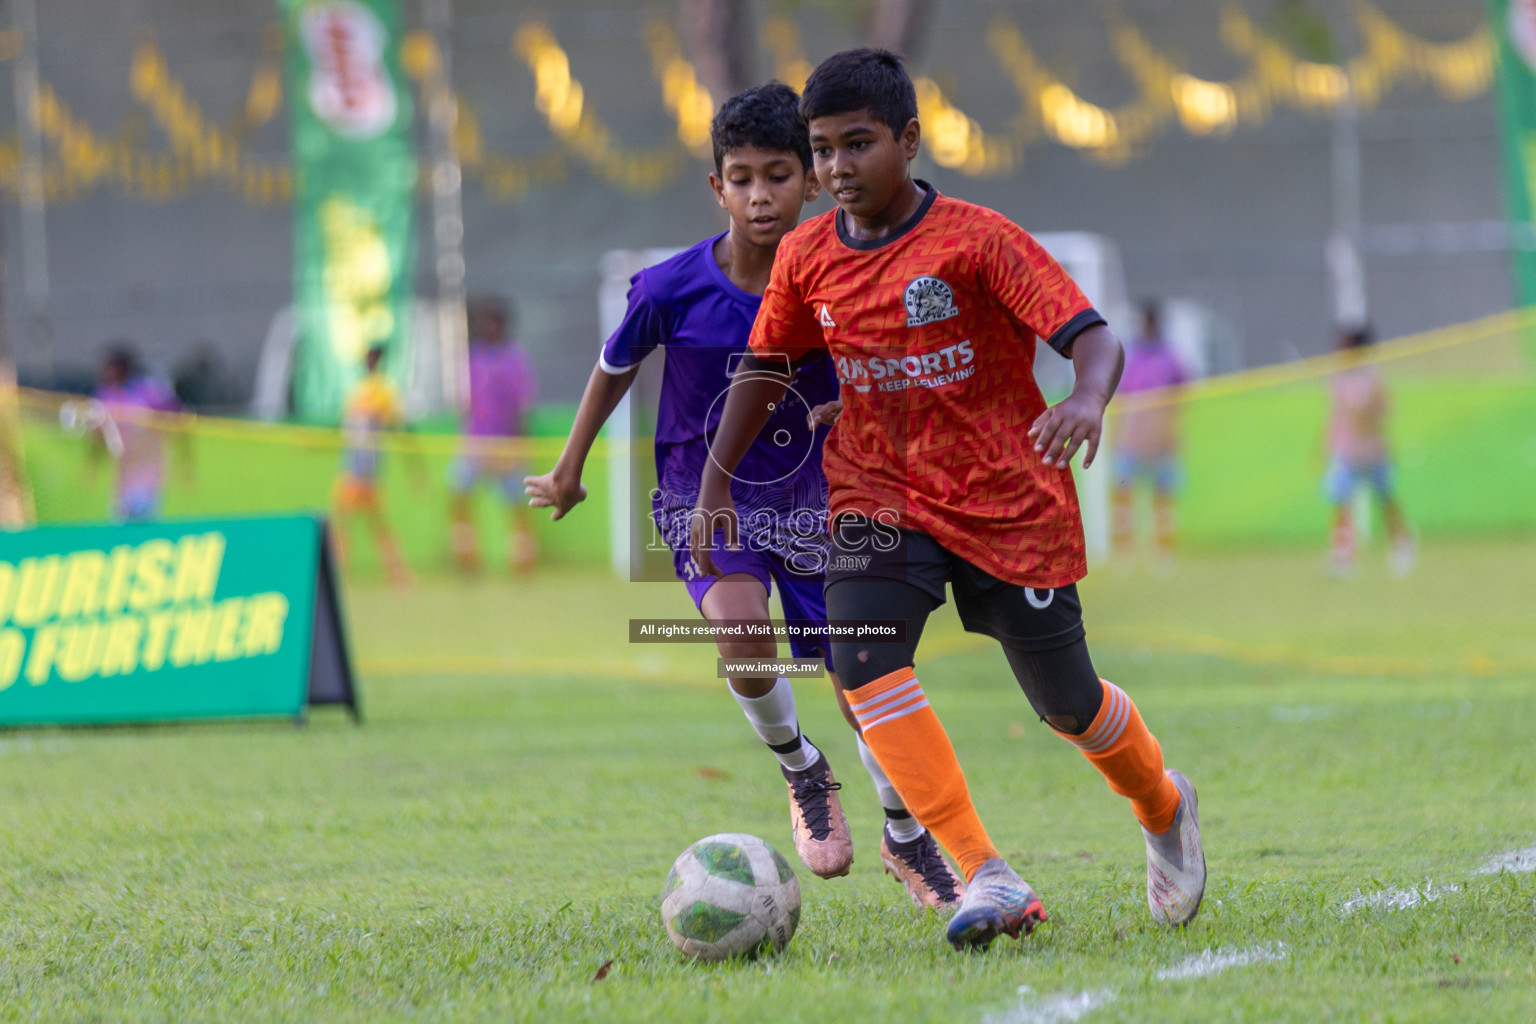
798;48;917;139
1342;325;1373;348
102;341;141;379
468;294;514;336
710;81;812;175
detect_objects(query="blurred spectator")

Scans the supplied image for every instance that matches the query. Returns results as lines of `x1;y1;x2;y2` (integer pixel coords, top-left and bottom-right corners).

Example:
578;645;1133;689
334;344;414;588
0;362;34;526
448;296;539;574
1325;326;1416;576
92;342;187;521
173;342;244;412
1112;302;1189;564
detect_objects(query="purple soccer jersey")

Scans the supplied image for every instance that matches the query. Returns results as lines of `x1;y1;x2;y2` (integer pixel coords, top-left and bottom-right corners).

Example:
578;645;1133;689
464;339;537;438
600;233;839;578
1120;338;1188;394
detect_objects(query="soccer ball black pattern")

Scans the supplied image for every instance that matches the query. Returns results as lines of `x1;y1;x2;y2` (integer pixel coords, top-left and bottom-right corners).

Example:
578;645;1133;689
661;832;801;961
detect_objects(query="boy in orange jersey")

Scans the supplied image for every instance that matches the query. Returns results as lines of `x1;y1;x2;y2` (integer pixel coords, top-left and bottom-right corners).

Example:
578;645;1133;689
693;49;1204;951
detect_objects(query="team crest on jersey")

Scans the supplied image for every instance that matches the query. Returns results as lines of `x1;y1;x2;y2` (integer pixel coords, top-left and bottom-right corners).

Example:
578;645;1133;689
904;276;960;327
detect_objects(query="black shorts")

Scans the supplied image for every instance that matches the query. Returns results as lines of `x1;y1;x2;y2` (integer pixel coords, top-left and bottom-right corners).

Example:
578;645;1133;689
824;515;1086;652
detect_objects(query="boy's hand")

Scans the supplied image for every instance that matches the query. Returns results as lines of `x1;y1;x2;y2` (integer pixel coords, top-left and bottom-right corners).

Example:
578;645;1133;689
689;474;737;578
807;400;843;428
524;468;587;521
1029;391;1108;469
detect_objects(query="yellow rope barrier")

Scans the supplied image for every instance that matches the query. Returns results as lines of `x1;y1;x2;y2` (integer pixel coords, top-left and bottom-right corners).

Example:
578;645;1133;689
13;386;617;460
1111;306;1536;414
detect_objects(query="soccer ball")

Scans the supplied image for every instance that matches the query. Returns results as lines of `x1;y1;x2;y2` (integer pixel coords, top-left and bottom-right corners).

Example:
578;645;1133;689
661;832;801;961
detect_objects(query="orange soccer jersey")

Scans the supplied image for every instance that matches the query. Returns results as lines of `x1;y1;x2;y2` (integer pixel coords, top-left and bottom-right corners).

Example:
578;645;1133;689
748;183;1103;588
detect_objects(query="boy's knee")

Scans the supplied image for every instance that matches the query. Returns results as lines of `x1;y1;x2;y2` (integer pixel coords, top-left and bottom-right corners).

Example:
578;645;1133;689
717;640;778;661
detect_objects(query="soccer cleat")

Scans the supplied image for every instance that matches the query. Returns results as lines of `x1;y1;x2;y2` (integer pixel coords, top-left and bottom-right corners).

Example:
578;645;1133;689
782;750;853;879
881;826;965;910
1143;769;1206;927
944;857;1047;950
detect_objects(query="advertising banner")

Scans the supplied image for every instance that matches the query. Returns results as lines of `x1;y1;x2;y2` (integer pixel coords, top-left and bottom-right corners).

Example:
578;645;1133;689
0;516;356;727
281;0;417;423
1493;0;1536;306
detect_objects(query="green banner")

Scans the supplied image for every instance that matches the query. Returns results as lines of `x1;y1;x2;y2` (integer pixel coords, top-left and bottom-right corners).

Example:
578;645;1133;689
0;516;351;726
282;0;416;423
1493;0;1536;305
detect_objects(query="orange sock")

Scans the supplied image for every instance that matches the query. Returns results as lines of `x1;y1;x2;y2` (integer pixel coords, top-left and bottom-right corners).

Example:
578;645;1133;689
1057;679;1181;834
847;667;999;880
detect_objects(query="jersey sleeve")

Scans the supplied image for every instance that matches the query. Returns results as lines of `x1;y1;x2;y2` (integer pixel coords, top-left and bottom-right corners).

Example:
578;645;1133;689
979;219;1105;356
748;246;824;362
599;273;665;375
150;380;183;414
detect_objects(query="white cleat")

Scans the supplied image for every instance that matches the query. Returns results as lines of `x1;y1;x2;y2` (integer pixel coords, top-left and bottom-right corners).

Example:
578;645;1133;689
1143;769;1205;927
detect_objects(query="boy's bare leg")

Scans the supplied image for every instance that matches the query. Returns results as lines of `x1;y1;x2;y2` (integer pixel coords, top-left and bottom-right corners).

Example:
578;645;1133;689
702;575;852;877
1381;496;1416;575
1112;484;1136;555
1329;504;1355;574
450;492;479;573
508;502;537;573
1153;492;1178;564
367;512;414;589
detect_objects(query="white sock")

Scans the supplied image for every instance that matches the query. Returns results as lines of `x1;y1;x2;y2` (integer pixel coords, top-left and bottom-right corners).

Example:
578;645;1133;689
857;735;925;842
731;678;819;772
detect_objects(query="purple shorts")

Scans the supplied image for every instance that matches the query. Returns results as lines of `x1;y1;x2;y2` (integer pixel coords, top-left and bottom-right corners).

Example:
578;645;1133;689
675;532;834;673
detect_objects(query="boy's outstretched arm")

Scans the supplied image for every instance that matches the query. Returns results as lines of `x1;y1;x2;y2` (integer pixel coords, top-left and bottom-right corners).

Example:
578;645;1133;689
524;362;637;520
1028;324;1124;469
690;361;791;576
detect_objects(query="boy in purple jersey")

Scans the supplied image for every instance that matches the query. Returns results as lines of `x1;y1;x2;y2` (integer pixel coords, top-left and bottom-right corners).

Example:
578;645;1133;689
449;296;540;574
524;83;961;908
1112;303;1189;562
92;343;187;521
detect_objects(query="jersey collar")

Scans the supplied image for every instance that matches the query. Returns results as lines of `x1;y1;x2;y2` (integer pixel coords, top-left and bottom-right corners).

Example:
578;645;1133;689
835;179;938;251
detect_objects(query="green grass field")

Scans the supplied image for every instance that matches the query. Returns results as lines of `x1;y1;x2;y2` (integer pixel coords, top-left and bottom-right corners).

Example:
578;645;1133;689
2;540;1534;1021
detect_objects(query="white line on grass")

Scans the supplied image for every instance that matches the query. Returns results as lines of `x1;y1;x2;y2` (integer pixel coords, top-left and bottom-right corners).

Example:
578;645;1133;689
1155;943;1287;981
983;989;1115;1024
1474;846;1536;875
1340;882;1461;914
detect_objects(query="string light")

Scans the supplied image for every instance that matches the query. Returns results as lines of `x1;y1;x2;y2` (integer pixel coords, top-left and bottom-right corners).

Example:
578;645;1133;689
0;5;1499;204
512;23;684;194
642;21;714;156
990;20;1163;165
767;15;1015;177
400;29;566;201
762;17;813;92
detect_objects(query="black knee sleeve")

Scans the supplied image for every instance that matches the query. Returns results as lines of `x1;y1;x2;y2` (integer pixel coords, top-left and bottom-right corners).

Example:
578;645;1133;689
824;579;938;691
1002;639;1104;734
